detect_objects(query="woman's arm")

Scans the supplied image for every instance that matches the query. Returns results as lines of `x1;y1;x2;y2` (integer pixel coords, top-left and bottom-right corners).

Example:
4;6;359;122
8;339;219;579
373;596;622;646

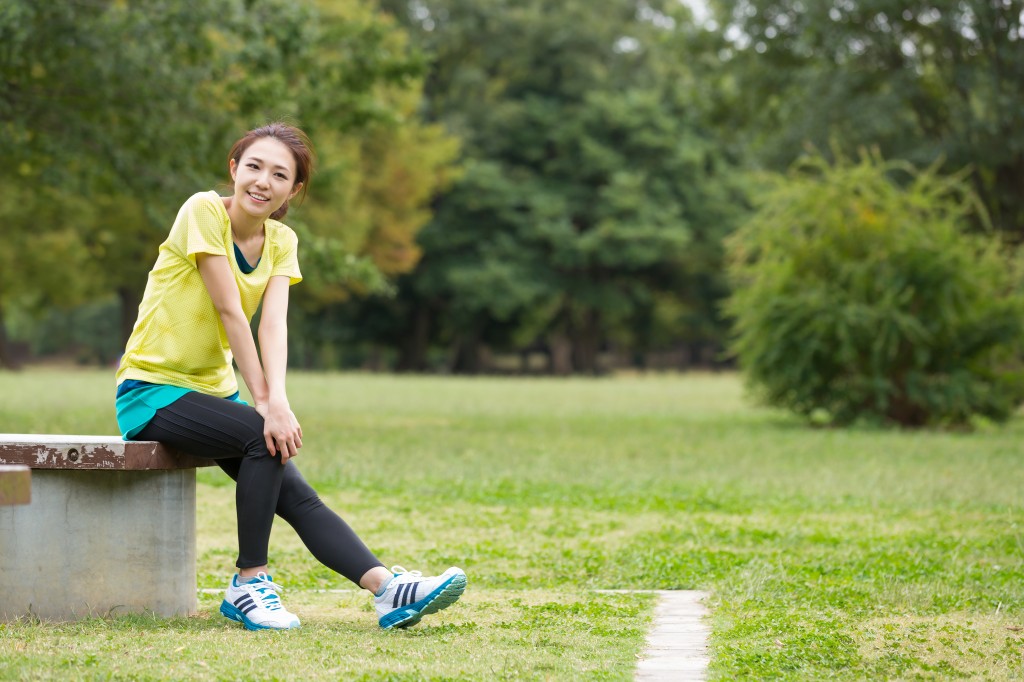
197;253;270;403
196;255;301;462
258;276;292;406
257;276;303;461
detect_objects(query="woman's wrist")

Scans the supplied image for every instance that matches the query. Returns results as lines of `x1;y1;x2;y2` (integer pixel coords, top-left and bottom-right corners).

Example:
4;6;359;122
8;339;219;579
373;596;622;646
267;392;290;408
244;374;270;404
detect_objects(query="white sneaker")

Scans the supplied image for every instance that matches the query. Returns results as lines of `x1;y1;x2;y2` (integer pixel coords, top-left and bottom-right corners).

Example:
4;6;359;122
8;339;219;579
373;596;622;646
220;572;300;630
374;566;467;629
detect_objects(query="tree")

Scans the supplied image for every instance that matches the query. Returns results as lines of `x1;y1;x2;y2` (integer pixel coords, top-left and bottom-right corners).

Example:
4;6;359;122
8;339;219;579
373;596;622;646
0;0;460;365
706;0;1024;237
726;151;1024;427
374;0;744;372
0;1;234;362
0;181;101;367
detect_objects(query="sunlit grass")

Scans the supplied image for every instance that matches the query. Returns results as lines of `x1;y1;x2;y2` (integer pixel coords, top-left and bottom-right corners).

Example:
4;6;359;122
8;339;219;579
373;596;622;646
1;369;1023;680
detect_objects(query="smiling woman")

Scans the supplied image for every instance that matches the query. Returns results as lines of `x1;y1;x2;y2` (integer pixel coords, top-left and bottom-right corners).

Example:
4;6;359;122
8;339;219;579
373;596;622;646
113;122;467;633
227;123;314;223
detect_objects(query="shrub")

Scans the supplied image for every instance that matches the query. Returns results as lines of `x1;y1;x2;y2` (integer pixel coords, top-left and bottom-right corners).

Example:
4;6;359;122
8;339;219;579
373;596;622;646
725;151;1024;427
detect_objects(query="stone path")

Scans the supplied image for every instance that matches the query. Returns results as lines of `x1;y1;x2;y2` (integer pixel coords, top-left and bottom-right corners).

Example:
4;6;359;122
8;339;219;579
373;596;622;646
634;590;711;681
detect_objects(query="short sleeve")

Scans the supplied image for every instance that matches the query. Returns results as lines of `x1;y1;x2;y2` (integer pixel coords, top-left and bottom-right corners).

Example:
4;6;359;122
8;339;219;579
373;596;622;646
271;225;303;285
183;194;229;266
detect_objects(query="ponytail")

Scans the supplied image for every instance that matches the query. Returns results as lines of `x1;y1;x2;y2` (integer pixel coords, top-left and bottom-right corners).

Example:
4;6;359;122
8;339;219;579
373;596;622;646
271;199;289;221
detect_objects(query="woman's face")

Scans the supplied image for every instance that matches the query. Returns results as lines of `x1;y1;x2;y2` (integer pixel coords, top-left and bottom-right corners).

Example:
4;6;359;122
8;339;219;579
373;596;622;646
229;137;302;219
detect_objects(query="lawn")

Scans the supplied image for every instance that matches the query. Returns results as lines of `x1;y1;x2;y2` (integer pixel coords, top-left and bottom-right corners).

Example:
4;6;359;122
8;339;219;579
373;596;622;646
1;369;1022;680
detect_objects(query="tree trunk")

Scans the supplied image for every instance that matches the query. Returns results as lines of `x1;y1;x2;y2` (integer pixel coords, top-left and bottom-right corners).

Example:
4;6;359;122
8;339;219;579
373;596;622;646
548;334;572;376
450;328;482;374
397;303;431;372
570;308;601;374
0;300;17;370
118;286;142;347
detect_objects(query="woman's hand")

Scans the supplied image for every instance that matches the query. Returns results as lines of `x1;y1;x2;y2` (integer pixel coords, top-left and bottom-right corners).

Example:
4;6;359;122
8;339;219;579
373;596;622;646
255;398;303;464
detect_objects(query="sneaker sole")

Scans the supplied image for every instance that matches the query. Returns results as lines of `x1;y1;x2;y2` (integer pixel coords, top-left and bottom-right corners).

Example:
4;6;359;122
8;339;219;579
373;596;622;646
220;600;300;631
379;571;467;630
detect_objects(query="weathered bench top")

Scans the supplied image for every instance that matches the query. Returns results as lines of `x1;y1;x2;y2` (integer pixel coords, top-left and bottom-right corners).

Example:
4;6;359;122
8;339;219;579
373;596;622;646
0;434;212;471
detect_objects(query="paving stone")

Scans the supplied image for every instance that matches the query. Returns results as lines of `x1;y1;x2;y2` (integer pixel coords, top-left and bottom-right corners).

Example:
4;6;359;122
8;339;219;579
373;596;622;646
643;640;707;651
634;590;710;681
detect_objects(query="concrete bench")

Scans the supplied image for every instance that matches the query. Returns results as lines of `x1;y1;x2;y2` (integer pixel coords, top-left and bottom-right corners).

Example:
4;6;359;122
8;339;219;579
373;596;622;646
0;435;213;621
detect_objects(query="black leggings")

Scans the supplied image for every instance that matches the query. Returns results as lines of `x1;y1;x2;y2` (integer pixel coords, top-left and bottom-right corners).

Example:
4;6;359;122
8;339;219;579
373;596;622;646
135;391;384;584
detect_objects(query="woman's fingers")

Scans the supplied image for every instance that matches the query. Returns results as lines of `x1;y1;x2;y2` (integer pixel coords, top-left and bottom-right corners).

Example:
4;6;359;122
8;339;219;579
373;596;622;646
285;417;302;453
268;432;300;464
263;410;302;463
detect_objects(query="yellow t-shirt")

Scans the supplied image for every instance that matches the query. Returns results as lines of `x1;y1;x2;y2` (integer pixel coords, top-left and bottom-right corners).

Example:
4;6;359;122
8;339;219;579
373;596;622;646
116;191;302;397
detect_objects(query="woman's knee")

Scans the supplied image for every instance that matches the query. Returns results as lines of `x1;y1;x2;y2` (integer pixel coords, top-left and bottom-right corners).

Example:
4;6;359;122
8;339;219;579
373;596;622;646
233;409;272;460
277;464;323;518
241;436;273;460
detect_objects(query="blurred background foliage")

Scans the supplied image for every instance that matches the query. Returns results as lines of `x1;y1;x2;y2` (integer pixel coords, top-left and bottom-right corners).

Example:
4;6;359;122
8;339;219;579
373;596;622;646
2;0;1023;425
726;150;1024;427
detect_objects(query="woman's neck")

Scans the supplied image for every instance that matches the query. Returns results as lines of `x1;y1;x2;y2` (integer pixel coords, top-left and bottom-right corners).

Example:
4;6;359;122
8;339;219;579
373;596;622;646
223;197;265;241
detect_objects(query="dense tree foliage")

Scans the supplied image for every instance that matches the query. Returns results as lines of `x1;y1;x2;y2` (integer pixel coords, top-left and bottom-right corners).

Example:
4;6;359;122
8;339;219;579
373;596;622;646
726;151;1024;426
706;0;1024;236
4;0;1023;409
0;0;456;366
361;0;744;373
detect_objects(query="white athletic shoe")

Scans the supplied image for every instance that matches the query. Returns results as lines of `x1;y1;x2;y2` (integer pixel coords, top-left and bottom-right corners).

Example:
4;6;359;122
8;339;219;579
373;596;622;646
220;572;300;630
375;566;467;629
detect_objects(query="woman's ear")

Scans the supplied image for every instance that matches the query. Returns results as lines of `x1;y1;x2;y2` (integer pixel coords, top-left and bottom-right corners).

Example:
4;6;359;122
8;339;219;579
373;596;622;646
228;158;237;181
289;181;303;200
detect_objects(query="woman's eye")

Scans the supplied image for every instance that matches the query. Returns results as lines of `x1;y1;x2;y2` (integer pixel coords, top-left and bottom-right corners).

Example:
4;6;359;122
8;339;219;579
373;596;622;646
275;173;288;179
247;163;259;169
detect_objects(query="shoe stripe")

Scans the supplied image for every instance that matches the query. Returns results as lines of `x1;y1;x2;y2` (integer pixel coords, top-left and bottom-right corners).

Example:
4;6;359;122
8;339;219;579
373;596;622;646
378;574;466;629
402;583;412;607
392;583;406;609
409;582;418;605
404;582;414;607
236;592;283;613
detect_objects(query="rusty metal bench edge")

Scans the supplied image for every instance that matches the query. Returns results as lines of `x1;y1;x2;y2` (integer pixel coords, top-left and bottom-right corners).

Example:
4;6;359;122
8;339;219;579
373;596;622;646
0;434;213;471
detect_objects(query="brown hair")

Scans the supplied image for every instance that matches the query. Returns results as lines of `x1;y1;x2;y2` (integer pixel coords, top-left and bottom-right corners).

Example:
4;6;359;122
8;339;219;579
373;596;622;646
228;122;315;221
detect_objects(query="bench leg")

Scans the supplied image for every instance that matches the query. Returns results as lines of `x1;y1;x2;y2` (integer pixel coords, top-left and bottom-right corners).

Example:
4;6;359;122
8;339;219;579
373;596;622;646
0;465;31;506
0;469;198;621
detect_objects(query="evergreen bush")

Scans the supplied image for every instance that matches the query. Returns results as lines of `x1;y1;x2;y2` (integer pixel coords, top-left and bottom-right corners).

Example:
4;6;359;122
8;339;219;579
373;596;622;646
725;151;1024;427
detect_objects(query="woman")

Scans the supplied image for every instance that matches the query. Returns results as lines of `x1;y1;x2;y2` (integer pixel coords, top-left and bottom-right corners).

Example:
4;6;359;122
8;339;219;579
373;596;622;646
115;122;466;631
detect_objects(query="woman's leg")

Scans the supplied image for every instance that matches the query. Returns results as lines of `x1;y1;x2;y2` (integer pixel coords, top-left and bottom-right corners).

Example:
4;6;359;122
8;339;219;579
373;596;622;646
135;391;284;568
136;391;385;583
216;453;385;584
274;462;385;585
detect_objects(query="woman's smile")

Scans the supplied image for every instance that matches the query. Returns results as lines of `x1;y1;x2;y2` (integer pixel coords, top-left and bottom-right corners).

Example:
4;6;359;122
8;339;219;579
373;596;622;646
231;136;300;218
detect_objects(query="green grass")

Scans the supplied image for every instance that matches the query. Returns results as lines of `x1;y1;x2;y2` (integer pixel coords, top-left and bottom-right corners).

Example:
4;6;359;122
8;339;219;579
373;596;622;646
1;369;1023;680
